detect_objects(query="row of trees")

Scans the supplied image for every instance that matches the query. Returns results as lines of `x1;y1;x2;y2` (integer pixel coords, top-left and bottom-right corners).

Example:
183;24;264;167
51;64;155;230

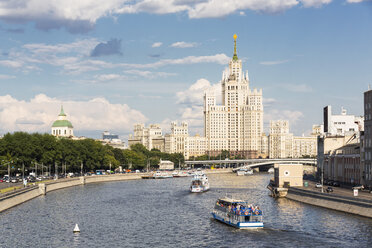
0;132;184;176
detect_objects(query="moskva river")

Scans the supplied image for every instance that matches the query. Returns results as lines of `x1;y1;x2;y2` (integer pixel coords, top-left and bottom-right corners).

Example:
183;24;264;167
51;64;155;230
1;173;371;247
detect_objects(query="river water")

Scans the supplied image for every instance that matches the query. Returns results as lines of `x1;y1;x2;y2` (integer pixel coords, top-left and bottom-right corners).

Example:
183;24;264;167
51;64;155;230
1;173;371;247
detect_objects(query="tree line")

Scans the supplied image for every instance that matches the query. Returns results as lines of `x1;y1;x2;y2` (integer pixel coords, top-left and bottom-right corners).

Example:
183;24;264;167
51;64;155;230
0;132;184;176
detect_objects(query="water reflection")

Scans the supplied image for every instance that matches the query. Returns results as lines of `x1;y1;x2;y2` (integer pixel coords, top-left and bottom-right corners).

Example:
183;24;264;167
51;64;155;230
0;173;371;247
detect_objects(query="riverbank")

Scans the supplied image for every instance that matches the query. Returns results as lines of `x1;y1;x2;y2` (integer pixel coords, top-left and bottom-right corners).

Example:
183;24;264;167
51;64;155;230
0;168;232;213
286;186;372;218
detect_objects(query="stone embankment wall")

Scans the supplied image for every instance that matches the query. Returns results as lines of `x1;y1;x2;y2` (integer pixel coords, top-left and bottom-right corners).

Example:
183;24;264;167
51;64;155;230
286;187;372;218
0;169;231;213
0;174;142;213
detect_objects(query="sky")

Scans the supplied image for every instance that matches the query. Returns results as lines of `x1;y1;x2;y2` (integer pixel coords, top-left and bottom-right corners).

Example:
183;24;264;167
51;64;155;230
0;0;371;140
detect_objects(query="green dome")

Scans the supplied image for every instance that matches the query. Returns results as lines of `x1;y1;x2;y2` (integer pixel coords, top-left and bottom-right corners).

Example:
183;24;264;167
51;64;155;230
52;120;73;128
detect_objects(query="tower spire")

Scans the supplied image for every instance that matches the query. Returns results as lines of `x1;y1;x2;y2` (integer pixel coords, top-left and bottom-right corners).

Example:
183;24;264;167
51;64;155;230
233;34;238;61
59;105;66;116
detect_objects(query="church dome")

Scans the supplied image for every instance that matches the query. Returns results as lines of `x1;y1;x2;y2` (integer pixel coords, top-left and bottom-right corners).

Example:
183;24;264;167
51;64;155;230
52;119;73;128
52;106;73;128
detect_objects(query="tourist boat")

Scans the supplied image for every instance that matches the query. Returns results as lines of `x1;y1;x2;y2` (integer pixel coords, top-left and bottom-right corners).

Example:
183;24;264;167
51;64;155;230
236;169;253;176
211;198;263;228
190;174;210;193
153;171;173;179
173;171;190;177
141;173;154;179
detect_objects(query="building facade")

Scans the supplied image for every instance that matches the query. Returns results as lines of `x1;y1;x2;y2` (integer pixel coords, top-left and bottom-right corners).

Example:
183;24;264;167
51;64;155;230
204;35;263;158
321;134;362;185
269;120;293;158
128;124;165;152
364;89;372;187
51;106;74;137
323;105;364;136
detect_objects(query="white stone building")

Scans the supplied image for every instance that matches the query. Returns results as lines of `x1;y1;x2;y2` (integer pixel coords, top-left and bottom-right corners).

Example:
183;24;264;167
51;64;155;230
269;120;317;159
323;105;364;136
165;121;189;155
51;106;74;137
128;124;165;151
185;134;207;159
204;34;263;158
269;120;293;158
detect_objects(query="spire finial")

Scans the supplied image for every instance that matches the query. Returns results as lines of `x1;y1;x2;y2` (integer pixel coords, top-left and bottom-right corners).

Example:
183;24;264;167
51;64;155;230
233;34;238;61
59;105;66;116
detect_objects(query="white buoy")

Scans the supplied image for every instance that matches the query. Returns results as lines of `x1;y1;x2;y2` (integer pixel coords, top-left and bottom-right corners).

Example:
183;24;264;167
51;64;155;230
73;224;80;233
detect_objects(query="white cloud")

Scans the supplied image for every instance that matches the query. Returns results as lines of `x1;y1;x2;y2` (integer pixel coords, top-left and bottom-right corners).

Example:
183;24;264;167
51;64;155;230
0;74;16;79
152;42;163;48
259;60;289;65
0;60;23;68
265;109;304;125
0;0;343;32
125;53;230;69
124;69;176;78
300;0;332;8
0;94;147;134
170;41;198;48
346;0;367;2
94;73;125;81
176;78;221;105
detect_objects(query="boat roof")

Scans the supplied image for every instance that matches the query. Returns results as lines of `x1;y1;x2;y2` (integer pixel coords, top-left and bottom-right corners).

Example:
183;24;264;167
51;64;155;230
217;198;247;204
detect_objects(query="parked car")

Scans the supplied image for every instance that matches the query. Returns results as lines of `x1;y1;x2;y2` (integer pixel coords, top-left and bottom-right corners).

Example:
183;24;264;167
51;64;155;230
327;181;334;186
315;183;323;188
11;177;18;183
326;186;333;193
333;182;340;187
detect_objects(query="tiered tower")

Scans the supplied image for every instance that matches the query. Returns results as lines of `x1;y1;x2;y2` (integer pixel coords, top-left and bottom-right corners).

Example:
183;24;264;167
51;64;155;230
204;34;263;158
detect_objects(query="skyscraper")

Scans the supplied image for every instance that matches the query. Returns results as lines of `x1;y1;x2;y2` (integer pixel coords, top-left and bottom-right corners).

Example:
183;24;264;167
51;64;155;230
204;35;263;158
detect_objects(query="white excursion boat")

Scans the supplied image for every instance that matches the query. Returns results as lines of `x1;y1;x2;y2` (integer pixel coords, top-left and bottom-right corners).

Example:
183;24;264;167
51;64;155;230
153;171;173;179
211;198;263;228
173;171;190;177
236;169;254;176
190;174;210;193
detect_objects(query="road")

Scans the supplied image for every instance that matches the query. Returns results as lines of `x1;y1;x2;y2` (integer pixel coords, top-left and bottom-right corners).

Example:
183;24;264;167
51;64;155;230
304;180;372;201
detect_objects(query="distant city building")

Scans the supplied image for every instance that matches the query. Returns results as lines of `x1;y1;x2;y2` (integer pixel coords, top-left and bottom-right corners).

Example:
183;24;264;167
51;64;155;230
204;34;263;158
128;124;165;152
311;124;323;136
51;106;74;137
159;159;174;170
269;120;317;159
185;134;207;159
99;131;126;149
364;89;372;187
102;131;119;140
319;133;362;185
269;120;293;159
165;122;189;156
293;136;317;158
323;105;364;136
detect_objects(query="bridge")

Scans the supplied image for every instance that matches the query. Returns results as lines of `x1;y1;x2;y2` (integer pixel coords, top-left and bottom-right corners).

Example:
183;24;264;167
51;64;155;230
184;158;317;171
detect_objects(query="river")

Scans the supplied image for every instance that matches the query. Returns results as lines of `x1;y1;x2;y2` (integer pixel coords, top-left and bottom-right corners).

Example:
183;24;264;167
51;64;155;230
0;173;371;247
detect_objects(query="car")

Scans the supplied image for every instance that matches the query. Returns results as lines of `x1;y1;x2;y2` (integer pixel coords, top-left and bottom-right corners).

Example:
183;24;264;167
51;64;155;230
333;182;340;187
326;186;333;193
11;177;18;183
327;181;334;186
315;183;322;188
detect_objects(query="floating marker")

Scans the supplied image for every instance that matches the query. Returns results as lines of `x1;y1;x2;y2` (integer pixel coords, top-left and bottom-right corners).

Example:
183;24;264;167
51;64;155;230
73;224;80;233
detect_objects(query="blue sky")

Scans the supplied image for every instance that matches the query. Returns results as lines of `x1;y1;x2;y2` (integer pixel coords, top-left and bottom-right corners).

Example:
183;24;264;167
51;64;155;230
0;0;371;139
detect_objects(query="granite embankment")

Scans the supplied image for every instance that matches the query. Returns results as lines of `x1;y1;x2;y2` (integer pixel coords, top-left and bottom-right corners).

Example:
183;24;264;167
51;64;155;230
0;168;231;213
286;187;372;218
0;173;143;213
